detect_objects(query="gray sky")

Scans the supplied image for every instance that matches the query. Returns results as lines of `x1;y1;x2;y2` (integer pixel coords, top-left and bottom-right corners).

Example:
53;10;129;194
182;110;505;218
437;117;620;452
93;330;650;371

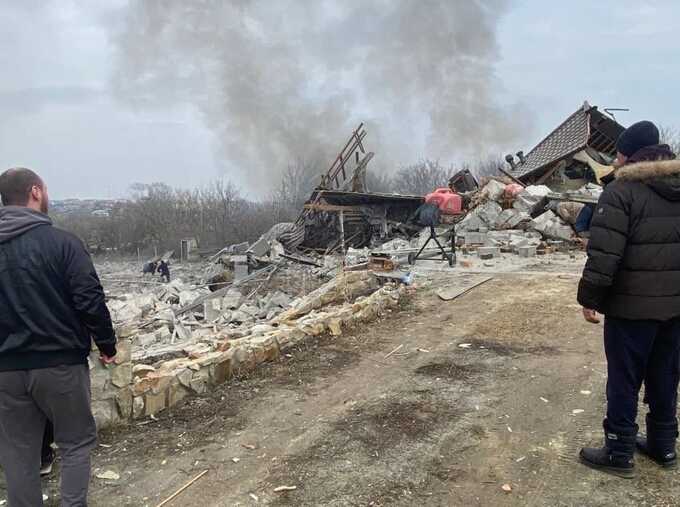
1;0;678;200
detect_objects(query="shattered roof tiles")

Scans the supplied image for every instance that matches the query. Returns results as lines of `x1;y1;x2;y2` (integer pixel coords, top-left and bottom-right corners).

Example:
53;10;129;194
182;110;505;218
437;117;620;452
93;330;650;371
509;102;624;181
510;105;591;180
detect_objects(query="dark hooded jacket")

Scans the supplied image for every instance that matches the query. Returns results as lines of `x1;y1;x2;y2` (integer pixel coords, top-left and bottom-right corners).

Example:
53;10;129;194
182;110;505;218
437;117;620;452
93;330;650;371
0;206;116;371
577;147;680;320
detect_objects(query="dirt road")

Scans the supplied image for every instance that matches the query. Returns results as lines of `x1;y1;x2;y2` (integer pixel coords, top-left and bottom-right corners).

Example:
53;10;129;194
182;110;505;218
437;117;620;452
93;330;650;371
37;270;680;506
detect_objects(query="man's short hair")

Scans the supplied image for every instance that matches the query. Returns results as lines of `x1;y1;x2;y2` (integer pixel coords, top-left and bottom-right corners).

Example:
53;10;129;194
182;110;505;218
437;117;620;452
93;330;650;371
0;168;43;206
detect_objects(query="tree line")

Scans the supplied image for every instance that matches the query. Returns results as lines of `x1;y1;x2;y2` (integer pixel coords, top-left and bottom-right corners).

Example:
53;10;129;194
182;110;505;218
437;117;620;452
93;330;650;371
52;157;502;257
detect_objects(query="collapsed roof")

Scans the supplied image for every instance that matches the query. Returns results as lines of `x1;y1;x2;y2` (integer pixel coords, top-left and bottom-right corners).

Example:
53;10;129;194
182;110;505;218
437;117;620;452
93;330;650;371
292;124;423;251
505;101;625;184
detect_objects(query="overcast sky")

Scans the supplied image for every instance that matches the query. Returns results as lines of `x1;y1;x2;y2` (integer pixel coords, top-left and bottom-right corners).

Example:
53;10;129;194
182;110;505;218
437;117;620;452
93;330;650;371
1;0;678;200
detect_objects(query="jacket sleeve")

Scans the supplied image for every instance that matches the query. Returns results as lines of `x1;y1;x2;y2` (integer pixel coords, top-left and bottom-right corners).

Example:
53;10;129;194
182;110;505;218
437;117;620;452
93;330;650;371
62;235;117;357
577;183;630;312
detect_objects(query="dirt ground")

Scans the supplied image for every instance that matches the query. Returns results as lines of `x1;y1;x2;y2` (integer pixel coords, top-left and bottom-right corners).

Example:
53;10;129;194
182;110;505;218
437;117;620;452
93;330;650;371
32;264;680;506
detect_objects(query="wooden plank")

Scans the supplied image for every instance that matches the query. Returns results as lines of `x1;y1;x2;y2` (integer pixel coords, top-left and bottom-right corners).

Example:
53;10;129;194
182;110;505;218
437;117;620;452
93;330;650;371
303;203;360;212
279;252;323;267
436;275;493;301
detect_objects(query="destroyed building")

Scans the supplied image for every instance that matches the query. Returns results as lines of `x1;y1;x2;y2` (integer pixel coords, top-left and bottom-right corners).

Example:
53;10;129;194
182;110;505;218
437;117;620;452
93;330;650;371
504;101;625;190
277;124;424;253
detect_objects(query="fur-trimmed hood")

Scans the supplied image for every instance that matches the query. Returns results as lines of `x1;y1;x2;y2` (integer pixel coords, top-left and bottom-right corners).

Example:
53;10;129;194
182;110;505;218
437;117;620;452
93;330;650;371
616;159;680;182
616;159;680;201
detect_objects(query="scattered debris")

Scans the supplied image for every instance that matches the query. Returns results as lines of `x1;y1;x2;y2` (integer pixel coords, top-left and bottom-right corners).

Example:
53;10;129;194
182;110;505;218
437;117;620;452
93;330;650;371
572;409;585;415
384;344;404;359
96;470;120;481
502;483;513;493
156;470;209;507
273;486;297;493
436;275;493;301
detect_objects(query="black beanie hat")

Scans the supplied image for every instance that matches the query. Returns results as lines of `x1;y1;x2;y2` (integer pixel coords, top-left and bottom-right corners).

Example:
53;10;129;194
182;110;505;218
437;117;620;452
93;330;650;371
616;120;660;157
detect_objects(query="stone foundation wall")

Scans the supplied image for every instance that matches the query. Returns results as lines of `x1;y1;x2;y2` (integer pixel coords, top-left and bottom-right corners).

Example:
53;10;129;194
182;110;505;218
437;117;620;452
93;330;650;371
89;271;408;429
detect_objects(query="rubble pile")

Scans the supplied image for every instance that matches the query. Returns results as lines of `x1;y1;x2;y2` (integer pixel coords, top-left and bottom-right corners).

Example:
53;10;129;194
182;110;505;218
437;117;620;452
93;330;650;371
91;267;408;428
452;178;597;255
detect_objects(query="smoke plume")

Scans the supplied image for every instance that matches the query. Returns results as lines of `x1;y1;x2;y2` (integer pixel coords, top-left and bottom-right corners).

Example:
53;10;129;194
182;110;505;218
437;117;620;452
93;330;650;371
113;0;525;187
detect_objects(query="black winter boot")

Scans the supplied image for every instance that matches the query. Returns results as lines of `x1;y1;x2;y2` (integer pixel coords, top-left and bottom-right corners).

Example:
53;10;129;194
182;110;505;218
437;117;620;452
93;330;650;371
580;425;636;479
636;415;678;468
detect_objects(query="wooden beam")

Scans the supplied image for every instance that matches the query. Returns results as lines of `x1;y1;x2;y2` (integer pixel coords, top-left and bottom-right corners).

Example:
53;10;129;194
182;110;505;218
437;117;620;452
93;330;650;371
303;203;361;212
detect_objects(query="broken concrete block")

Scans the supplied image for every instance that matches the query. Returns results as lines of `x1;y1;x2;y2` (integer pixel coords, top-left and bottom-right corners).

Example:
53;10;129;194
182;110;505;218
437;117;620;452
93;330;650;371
531;210;574;241
136;332;157;348
178;291;196;307
556;201;585;225
518;245;537;258
249;335;280;362
132;364;156;379
115;388;133;419
222;291;243;310
233;263;249;281
458;211;486;232
494;209;531;230
144;390;167;416
228;311;251;324
328;318;342;336
203;298;222;322
267;291;292;309
229;241;250;254
176;368;193;389
239;303;259;317
476;201;503;226
513;185;551;214
132;396;144;418
173;321;191;342
114;340;132;365
247;237;271;257
478;246;501;259
211;354;233;384
189;376;207;395
250;324;275;336
168;381;189;407
90;361;115;400
92;400;117;429
464;232;487;245
481;180;506;202
110;363;132;388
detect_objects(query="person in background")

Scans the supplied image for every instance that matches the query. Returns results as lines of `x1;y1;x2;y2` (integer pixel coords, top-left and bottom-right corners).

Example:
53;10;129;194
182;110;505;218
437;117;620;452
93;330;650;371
578;121;680;478
158;259;171;283
0;168;117;506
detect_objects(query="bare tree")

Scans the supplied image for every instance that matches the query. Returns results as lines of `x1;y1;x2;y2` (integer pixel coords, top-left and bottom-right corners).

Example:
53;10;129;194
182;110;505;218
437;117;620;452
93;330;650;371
391;159;450;196
660;125;680;155
273;158;322;211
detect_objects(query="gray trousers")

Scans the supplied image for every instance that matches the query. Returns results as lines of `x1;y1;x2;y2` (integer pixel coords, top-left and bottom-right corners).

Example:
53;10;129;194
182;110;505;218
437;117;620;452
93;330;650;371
0;364;97;507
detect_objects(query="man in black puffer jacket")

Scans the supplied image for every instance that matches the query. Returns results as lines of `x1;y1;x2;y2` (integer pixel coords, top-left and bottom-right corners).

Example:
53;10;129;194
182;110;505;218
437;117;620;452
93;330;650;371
0;168;116;506
578;121;680;478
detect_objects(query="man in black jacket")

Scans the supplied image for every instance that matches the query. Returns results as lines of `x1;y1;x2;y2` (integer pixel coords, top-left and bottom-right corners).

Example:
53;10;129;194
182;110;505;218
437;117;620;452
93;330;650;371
0;168;117;506
578;121;680;478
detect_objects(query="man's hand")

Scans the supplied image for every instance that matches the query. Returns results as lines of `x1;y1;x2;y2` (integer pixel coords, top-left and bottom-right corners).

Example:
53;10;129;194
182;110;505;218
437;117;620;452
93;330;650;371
582;307;601;324
100;354;116;365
